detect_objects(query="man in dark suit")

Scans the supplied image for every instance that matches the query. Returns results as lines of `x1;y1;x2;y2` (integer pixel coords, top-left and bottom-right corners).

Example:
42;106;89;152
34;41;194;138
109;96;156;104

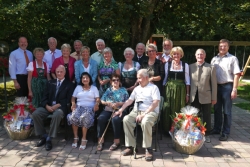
32;65;74;151
189;49;217;142
133;43;148;65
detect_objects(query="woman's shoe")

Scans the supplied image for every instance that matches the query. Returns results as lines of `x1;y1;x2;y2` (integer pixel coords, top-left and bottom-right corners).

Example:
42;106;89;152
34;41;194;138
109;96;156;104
72;137;79;148
79;140;88;150
109;143;120;151
97;143;104;151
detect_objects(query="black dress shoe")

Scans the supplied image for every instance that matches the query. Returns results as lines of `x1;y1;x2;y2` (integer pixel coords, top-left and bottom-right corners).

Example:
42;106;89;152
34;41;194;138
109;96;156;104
219;134;228;141
45;140;53;151
36;137;46;147
210;129;220;135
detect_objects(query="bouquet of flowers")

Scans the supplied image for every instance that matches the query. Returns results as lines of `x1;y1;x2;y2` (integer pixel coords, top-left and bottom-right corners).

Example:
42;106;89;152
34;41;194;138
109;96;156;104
169;106;206;154
2;97;36;140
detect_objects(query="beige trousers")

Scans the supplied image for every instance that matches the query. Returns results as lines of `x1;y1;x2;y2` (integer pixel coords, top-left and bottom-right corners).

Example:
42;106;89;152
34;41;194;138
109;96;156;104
123;110;158;148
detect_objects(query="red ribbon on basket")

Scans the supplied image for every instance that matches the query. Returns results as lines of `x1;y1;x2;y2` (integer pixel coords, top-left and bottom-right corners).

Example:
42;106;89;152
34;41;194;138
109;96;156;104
185;114;192;130
19;104;25;116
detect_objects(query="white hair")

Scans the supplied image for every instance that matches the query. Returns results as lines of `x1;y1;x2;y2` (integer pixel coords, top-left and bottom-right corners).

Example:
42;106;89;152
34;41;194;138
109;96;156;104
48;37;57;44
74;40;82;45
146;43;158;52
123;47;135;56
137;69;149;77
136;43;145;50
96;39;105;45
163;39;173;47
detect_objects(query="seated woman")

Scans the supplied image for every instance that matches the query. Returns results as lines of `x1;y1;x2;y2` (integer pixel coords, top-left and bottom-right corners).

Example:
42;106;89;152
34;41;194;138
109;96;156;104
27;48;51;107
98;47;120;95
97;74;129;151
67;72;100;150
118;47;140;94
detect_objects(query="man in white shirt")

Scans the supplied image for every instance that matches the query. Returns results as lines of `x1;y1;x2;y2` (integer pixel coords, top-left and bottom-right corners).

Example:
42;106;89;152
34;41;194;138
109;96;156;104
157;39;173;63
43;37;62;70
70;40;83;60
90;39;106;65
114;69;160;161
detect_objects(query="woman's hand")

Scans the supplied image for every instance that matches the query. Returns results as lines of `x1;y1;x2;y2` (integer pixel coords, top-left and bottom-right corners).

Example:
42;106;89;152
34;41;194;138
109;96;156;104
28;90;33;98
71;103;76;111
186;95;189;104
94;104;99;112
111;103;119;109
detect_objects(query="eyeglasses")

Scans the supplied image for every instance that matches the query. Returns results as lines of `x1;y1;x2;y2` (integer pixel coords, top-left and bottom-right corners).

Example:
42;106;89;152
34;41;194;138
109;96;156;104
147;50;156;53
112;79;119;82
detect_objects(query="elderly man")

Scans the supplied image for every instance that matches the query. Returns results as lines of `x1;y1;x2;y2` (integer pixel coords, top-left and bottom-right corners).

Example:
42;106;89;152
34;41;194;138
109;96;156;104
70;40;83;60
189;49;217;143
114;69;160;161
32;65;74;151
90;39;106;65
43;37;62;70
157;39;173;63
9;36;33;97
133;43;148;65
210;39;240;141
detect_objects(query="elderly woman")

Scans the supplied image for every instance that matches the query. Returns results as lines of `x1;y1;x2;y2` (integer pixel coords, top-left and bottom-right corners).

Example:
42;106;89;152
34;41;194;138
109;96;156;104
51;43;76;82
67;72;100;150
97;74;129;151
140;43;165;95
118;47;140;94
27;48;51;107
162;46;190;133
74;46;98;86
98;47;120;95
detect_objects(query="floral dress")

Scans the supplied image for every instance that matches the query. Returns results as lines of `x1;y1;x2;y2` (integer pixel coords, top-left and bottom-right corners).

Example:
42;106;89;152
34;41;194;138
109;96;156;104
98;60;119;95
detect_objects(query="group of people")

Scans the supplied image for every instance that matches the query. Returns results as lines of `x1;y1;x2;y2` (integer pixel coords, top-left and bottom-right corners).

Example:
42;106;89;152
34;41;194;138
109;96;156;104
8;36;240;161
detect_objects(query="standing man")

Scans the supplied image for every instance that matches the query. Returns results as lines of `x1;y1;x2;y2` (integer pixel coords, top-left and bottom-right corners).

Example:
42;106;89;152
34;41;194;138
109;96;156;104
9;36;33;97
133;43;148;65
32;65;74;151
70;40;83;60
210;39;240;141
189;49;217;143
157;39;173;63
90;39;106;65
43;37;62;71
114;69;160;161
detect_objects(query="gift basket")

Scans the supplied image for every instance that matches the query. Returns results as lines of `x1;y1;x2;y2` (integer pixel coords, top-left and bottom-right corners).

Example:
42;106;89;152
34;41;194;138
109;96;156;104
2;97;36;140
169;106;206;154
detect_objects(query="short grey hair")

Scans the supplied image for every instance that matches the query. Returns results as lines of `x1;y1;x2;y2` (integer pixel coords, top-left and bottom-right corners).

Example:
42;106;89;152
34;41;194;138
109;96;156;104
124;47;135;56
103;47;113;56
163;39;173;47
74;40;82;45
137;69;149;77
146;43;158;52
96;39;105;45
80;46;90;54
48;37;57;44
56;65;66;72
61;43;71;52
136;43;145;50
195;48;206;55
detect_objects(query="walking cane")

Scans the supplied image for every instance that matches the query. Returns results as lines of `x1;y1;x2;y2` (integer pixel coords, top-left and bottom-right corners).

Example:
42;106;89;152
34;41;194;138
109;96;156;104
95;107;117;154
134;101;143;159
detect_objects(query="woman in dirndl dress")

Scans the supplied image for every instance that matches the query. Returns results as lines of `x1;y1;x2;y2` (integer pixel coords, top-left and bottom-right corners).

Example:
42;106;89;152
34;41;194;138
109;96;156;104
162;46;190;133
67;72;100;150
118;47;140;94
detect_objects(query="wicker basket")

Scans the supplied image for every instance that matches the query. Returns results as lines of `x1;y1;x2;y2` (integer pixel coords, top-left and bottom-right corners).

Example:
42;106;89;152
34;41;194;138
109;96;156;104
4;120;33;140
172;137;204;155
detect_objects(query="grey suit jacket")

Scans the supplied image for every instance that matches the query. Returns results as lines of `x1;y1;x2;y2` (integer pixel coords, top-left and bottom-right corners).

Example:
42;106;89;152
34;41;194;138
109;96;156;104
189;62;217;104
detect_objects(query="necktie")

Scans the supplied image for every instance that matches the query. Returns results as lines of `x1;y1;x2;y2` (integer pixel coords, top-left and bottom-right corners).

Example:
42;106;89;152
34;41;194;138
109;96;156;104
51;52;55;63
55;81;61;97
24;50;29;66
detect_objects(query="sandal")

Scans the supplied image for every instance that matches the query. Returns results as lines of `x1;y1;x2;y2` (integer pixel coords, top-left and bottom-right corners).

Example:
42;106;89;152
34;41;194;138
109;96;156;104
109;143;120;151
79;140;88;150
97;143;104;151
72;137;79;148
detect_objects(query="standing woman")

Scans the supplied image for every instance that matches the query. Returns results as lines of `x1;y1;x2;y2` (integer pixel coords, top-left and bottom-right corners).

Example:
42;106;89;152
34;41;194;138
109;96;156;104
74;46;98;86
98;47;120;95
27;48;51;107
140;43;165;94
51;44;76;82
67;72;100;150
162;46;190;133
118;47;140;94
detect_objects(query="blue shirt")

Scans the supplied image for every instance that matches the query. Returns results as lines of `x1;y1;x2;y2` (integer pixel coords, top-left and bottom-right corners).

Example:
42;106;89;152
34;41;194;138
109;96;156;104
43;49;62;69
74;58;98;86
101;87;129;107
9;48;33;79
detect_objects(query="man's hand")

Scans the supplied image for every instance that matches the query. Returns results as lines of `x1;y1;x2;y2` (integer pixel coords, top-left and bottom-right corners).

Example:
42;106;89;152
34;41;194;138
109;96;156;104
136;114;144;123
112;110;123;118
231;91;237;99
14;81;20;90
46;105;54;112
211;100;217;105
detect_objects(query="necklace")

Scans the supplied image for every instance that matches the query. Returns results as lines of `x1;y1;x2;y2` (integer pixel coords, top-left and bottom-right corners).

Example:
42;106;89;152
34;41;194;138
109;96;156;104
83;86;90;91
173;61;180;67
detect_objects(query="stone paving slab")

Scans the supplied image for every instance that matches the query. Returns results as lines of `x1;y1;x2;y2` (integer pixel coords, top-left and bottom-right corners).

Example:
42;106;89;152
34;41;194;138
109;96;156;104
0;98;250;167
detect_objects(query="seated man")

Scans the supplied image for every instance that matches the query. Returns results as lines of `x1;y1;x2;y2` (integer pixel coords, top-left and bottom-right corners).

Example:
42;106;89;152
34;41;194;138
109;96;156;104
32;65;74;151
114;69;160;161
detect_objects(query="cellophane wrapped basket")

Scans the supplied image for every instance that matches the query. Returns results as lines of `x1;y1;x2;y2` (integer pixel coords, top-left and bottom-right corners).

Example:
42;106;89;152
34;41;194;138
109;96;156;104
2;97;35;140
169;106;206;154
